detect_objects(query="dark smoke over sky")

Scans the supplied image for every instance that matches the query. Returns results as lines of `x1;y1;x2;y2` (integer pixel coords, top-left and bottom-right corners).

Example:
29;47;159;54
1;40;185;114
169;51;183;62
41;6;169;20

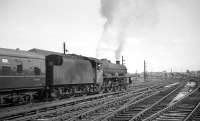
1;0;200;72
97;0;200;72
97;0;158;60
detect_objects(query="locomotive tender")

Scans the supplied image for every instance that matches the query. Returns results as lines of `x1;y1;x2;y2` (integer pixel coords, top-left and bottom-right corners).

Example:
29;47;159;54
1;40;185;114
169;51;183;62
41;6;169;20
0;48;129;106
45;54;103;97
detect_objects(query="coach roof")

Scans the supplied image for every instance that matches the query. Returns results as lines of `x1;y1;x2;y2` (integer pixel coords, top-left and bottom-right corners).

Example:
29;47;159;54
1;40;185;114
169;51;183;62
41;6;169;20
29;48;62;56
0;48;44;59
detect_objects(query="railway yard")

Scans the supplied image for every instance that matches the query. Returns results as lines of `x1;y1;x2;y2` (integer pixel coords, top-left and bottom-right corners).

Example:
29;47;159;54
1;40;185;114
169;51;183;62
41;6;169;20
2;0;200;120
0;78;199;121
1;0;200;120
0;48;200;121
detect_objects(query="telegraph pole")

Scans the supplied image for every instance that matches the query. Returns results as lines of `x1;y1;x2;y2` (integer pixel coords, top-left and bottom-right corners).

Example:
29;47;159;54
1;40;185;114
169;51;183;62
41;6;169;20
144;60;146;81
136;70;138;82
63;41;68;55
63;42;66;55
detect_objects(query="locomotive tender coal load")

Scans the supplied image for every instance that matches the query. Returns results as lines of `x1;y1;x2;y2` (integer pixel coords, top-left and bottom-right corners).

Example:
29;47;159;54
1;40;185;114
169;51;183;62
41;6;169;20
0;48;130;106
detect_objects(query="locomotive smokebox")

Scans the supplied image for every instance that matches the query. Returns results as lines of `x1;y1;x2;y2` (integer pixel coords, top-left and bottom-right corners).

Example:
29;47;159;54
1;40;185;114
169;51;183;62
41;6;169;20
116;60;120;64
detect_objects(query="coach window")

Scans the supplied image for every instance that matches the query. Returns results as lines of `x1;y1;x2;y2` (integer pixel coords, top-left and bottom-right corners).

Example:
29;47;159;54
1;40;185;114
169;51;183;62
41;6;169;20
2;66;11;75
17;64;23;73
34;67;41;75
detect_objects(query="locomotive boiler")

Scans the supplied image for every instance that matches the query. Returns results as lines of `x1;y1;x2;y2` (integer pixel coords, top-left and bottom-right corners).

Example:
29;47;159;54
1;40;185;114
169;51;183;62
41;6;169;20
101;59;127;77
100;59;128;92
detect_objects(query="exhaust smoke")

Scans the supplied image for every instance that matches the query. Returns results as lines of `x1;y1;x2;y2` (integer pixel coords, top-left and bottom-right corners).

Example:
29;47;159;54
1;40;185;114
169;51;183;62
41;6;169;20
96;0;158;60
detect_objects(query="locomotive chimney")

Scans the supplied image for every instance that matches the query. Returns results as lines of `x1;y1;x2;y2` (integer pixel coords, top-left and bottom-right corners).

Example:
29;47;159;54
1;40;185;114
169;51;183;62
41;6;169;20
116;60;120;64
122;56;124;65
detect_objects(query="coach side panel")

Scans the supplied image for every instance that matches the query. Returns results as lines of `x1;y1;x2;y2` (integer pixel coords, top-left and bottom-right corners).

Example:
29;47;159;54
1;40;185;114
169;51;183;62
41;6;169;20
0;56;45;90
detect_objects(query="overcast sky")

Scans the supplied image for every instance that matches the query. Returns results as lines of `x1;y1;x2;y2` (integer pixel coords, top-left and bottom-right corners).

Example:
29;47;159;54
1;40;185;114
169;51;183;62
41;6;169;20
0;0;200;73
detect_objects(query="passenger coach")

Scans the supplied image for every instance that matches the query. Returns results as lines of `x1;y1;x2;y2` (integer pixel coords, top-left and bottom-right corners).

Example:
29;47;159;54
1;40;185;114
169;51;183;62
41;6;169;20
0;48;45;105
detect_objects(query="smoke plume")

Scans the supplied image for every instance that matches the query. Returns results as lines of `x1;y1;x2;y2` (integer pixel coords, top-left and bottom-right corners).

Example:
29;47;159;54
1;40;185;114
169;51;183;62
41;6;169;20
97;0;158;60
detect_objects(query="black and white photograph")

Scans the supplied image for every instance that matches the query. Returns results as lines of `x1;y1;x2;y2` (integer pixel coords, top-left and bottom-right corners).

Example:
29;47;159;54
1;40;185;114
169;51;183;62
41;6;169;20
0;0;200;121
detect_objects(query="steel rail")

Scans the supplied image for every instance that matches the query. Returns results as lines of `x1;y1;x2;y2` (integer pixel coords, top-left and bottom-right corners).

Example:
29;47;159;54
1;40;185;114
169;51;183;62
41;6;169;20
57;82;174;121
129;83;184;121
0;90;128;120
15;84;168;121
13;88;146;121
100;83;179;121
68;89;150;121
183;101;200;121
143;88;200;121
0;80;179;121
0;79;157;112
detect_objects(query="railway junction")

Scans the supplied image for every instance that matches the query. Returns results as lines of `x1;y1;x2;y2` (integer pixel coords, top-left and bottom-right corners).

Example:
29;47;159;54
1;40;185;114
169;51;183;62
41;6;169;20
0;48;199;121
0;77;199;121
1;0;200;120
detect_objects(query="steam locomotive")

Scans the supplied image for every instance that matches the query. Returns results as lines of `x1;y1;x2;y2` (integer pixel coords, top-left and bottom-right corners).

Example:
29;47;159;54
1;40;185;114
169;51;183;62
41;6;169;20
0;48;129;106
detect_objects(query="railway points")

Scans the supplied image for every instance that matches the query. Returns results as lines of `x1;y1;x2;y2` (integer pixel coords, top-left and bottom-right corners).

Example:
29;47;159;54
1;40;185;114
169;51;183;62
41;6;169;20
0;80;175;121
99;82;182;121
143;87;200;121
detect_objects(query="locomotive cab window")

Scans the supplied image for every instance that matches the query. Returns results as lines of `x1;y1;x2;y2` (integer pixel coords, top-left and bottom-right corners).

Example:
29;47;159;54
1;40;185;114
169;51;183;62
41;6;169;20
17;64;23;73
34;67;41;75
97;63;102;70
2;66;11;75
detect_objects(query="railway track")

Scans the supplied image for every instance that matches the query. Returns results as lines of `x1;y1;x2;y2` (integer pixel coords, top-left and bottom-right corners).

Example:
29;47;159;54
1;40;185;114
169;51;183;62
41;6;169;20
68;84;177;121
143;88;200;121
0;79;162;113
184;101;200;121
0;89;131;120
10;87;154;121
0;80;179;121
67;87;157;121
99;82;182;121
0;84;157;121
0;79;171;113
45;87;151;121
128;84;184;121
0;81;173;121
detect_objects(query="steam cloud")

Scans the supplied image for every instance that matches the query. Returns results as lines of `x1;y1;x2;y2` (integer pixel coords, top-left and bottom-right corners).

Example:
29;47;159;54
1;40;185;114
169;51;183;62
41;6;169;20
96;0;158;60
